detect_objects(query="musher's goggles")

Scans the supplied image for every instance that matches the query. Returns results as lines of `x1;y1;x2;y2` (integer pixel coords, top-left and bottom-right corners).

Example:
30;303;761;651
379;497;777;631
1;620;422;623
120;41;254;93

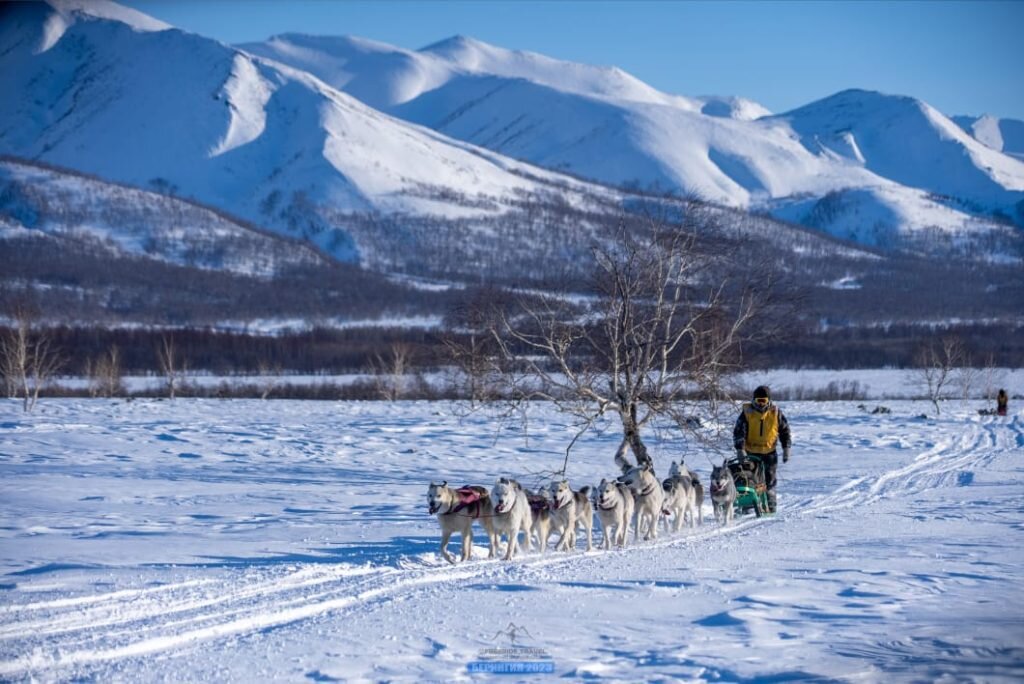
754;397;770;406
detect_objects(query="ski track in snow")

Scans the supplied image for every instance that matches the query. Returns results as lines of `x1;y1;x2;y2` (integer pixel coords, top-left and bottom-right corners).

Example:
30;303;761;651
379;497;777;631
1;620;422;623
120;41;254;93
0;400;1021;680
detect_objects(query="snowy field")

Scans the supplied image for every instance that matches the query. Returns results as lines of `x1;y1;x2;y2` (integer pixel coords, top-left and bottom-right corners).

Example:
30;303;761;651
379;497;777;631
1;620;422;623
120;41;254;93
1;398;1022;682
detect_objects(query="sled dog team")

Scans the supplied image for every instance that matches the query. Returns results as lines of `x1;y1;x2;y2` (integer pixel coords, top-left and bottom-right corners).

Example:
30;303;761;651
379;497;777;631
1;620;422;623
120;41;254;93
427;459;739;564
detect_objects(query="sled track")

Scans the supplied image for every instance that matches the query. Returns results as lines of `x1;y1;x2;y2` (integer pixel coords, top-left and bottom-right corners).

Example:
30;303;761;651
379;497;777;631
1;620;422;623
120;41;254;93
1;416;1017;679
790;415;1012;517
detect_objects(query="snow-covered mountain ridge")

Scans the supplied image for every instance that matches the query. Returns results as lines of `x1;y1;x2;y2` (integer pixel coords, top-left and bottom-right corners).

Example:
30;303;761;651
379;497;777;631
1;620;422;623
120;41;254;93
243;32;1024;240
0;0;1020;272
0;1;609;266
953;114;1024;161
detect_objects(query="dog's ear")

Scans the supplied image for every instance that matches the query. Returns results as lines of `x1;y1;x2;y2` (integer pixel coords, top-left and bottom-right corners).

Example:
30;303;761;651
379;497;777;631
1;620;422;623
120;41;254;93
599;477;607;486
441;480;447;488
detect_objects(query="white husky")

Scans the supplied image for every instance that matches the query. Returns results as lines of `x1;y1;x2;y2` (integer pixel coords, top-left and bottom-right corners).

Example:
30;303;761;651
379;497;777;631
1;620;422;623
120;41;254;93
595;478;635;549
490;478;533;560
620;463;665;541
549;480;594;552
710;460;737;527
426;482;497;563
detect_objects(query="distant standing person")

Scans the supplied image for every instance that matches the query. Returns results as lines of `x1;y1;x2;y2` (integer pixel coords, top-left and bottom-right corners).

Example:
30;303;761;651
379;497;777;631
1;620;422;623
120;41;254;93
997;389;1008;416
734;385;791;513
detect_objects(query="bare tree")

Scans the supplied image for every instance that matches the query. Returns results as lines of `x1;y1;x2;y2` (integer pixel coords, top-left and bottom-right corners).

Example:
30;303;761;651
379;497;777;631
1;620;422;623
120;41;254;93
256;360;283;400
91;345;124;398
979;352;1006;402
156;335;186;399
0;308;65;412
954;366;979;403
913;336;967;415
443;286;507;406
370;342;415;401
489;205;783;473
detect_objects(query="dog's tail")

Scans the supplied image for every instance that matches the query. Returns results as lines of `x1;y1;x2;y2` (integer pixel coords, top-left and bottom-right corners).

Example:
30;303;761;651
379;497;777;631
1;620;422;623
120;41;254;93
614;440;632;475
577;485;592;497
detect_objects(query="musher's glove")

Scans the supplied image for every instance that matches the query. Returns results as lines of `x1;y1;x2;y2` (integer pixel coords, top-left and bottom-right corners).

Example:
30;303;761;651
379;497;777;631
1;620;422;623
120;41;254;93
783;447;791;463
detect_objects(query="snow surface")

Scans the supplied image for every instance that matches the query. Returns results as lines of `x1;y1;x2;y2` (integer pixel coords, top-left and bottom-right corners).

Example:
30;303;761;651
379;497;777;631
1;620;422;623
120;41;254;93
1;398;1022;681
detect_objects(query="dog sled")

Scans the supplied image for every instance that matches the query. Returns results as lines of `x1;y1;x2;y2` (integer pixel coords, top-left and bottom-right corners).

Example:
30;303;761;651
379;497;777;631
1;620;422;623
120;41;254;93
726;455;770;517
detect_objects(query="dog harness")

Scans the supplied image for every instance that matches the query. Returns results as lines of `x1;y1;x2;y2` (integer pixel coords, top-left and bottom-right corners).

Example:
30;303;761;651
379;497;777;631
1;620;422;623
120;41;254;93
444;486;485;518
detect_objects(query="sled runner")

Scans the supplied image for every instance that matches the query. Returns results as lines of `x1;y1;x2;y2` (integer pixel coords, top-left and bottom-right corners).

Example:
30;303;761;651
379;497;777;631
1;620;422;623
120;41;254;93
726;455;770;517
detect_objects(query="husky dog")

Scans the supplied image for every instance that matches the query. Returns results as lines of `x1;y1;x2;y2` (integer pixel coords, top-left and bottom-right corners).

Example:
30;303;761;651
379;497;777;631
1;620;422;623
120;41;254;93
691;474;704;526
549;479;594;552
490;477;533;560
527;485;554;554
619;463;665;541
709;460;737;526
669;460;704;528
427;481;497;564
595;478;635;549
671;458;704;528
661;461;697;533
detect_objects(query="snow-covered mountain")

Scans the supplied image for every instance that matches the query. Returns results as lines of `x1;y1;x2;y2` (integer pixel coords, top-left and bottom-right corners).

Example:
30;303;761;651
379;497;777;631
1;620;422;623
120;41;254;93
243;33;1024;240
0;1;604;264
0;158;328;276
1;1;1020;271
952;114;1024;162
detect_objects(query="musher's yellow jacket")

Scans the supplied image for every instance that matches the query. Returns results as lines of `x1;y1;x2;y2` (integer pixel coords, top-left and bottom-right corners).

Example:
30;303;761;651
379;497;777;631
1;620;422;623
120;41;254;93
733;401;791;454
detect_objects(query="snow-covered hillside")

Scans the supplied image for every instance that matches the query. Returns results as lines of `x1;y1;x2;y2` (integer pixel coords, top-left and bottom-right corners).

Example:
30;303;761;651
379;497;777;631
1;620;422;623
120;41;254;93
0;159;327;276
0;2;602;263
0;398;1021;680
953;114;1024;161
244;34;1024;245
2;1;1021;267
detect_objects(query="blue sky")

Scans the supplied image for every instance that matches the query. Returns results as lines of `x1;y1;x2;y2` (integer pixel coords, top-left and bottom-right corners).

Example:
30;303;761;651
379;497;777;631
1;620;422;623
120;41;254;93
123;1;1024;120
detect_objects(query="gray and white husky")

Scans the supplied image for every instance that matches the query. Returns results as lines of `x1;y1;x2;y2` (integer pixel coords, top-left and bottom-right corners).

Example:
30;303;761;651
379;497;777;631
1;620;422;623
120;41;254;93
527;485;554;554
709;459;737;526
595;478;635;549
619;463;665;541
669;460;704;527
662;461;697;532
550;479;594;551
426;481;497;563
490;477;533;560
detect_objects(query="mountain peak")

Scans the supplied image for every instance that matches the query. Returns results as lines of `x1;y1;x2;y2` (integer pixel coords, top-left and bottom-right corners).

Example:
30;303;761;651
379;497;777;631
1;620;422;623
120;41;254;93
419;34;486;54
45;0;172;32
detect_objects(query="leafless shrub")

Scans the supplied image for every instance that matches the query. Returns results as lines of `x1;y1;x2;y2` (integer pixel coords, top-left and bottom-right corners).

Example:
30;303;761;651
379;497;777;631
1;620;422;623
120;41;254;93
912;336;967;415
91;345;124;398
0;306;65;411
370;342;416;401
156;334;187;400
